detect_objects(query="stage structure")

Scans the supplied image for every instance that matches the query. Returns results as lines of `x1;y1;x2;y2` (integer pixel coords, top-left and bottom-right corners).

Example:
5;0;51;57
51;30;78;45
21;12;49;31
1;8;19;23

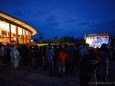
84;33;109;48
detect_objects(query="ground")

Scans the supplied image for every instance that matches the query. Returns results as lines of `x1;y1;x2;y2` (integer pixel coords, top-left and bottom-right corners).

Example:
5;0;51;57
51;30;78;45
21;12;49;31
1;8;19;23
0;61;115;86
0;64;79;86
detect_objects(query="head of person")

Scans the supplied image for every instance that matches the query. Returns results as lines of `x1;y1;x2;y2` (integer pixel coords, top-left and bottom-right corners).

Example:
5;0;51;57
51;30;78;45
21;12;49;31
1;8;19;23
34;45;38;48
48;43;52;49
100;43;108;51
11;44;17;48
89;47;96;55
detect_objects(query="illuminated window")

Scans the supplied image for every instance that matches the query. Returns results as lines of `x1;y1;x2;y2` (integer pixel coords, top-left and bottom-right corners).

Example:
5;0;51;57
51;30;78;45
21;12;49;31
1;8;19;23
0;20;9;31
11;24;16;34
18;27;22;35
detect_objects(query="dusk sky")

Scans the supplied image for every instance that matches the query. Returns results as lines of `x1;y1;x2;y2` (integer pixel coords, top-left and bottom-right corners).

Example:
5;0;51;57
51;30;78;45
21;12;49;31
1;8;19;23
0;0;115;39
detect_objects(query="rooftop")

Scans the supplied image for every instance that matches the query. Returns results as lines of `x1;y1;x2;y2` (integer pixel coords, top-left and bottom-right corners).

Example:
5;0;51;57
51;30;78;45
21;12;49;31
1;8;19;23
0;11;37;35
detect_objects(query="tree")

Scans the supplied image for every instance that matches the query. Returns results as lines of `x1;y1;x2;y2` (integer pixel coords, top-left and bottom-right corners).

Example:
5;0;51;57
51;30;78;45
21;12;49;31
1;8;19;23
53;36;58;43
39;34;43;43
60;36;79;43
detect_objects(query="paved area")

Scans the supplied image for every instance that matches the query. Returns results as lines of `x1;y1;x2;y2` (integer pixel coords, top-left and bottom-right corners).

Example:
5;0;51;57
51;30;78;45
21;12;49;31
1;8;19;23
96;61;115;86
0;61;115;86
0;64;80;86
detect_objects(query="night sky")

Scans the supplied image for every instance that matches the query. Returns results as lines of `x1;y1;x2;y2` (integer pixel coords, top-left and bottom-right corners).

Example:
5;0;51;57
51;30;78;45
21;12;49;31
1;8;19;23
0;0;115;39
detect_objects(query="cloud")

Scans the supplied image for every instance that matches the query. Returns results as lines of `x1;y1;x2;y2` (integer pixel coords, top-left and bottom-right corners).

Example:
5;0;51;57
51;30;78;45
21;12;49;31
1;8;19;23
31;15;61;39
77;22;90;26
64;19;77;24
89;20;115;34
45;16;56;23
64;20;115;38
42;15;60;29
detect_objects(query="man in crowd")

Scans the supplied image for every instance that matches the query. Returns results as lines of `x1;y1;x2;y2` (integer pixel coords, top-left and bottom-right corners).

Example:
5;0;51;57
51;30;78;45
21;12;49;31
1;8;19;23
45;43;54;76
10;44;20;72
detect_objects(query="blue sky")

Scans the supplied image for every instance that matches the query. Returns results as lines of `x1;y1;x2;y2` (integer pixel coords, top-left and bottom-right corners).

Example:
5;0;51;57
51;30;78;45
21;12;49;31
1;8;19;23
0;0;115;39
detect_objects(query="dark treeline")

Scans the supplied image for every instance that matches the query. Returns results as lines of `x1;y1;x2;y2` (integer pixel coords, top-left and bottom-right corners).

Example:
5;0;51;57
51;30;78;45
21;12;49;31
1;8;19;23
33;35;85;43
33;34;115;46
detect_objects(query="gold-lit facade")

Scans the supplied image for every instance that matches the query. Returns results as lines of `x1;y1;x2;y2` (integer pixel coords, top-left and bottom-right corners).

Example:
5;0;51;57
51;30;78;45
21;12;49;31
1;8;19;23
0;11;37;44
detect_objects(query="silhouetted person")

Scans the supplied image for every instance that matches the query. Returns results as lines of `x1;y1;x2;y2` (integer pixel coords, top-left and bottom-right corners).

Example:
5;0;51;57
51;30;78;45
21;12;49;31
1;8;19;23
4;44;11;64
57;46;67;78
97;43;111;81
45;43;54;76
65;44;74;75
53;45;58;75
30;46;36;68
80;47;100;86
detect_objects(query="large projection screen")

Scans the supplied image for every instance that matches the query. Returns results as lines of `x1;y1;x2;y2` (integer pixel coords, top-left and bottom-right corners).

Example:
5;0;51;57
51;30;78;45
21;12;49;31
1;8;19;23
85;34;109;48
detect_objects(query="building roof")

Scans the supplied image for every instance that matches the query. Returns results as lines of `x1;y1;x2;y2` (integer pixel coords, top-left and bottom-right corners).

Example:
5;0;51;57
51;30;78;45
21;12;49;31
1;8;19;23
85;33;109;37
0;11;37;35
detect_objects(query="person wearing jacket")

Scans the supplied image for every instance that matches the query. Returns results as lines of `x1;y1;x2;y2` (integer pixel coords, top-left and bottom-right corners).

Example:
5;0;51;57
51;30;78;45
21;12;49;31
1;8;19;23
58;47;67;78
10;44;20;71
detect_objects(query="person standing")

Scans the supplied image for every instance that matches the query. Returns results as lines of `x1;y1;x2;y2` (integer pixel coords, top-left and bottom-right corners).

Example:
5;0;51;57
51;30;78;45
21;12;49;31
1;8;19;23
10;45;20;72
57;46;67;78
0;44;5;65
45;43;54;76
98;43;111;81
65;44;74;75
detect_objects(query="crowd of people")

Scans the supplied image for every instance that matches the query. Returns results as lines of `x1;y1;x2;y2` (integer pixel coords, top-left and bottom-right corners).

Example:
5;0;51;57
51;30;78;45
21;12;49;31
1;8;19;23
0;43;79;76
0;42;115;86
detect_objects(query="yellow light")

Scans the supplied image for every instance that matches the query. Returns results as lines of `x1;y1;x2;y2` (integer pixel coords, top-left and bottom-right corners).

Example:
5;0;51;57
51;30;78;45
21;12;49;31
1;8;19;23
0;20;9;31
11;24;16;33
38;43;48;46
26;31;28;35
18;27;22;35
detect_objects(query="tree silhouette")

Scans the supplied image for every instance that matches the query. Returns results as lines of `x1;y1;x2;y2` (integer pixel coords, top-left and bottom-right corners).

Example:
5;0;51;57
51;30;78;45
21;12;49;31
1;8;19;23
39;34;43;43
53;36;58;43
